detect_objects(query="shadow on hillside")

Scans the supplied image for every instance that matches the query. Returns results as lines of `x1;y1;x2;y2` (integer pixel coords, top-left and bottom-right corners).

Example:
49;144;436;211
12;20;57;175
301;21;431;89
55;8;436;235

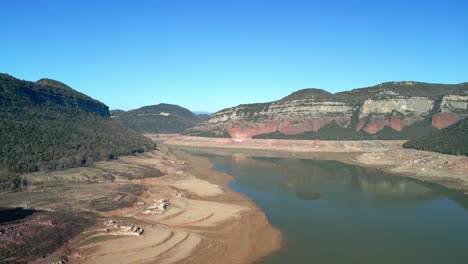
0;207;38;225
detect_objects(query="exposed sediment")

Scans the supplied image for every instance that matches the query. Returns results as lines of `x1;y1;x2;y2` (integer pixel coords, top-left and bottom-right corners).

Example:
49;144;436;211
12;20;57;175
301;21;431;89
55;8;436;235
0;147;280;264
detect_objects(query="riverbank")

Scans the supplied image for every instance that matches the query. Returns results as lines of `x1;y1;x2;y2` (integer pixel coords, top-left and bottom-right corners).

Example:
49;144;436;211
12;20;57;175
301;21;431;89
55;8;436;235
151;134;468;192
0;146;280;263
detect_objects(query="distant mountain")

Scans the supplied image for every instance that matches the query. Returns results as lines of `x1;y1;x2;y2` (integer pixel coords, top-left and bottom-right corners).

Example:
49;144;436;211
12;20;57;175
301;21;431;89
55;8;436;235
111;103;206;133
193;111;212;115
0;73;155;190
403;118;468;156
188;81;468;141
196;114;211;121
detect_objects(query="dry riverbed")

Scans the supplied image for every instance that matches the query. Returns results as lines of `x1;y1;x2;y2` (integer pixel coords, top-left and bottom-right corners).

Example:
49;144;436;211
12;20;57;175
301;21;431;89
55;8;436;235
0;147;280;264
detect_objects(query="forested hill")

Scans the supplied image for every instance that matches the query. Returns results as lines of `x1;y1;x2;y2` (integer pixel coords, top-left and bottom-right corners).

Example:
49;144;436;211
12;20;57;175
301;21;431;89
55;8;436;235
403;118;468;156
111;103;207;133
0;74;155;189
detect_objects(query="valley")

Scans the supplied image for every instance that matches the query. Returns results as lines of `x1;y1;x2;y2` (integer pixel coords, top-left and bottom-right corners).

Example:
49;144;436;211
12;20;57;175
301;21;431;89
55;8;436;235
3;1;468;263
1;73;467;264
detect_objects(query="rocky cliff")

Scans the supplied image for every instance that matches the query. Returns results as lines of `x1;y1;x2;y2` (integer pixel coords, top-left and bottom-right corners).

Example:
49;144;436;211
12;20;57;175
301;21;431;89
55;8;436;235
188;81;468;141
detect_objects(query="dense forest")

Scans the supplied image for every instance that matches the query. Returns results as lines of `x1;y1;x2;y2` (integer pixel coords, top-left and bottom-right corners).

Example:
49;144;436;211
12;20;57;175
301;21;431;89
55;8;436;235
111;103;208;133
0;74;155;190
403;118;468;156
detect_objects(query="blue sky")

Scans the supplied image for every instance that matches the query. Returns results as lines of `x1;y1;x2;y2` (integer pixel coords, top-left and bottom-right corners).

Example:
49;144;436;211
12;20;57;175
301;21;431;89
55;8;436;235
3;0;468;112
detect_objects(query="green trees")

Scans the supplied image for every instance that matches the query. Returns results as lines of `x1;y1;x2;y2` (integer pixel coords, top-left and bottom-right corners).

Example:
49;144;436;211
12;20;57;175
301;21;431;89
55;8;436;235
0;74;155;190
403;118;468;156
111;103;206;133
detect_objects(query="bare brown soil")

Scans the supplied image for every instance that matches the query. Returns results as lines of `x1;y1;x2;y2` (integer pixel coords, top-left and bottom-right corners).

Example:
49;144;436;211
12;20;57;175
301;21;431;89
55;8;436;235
0;146;281;264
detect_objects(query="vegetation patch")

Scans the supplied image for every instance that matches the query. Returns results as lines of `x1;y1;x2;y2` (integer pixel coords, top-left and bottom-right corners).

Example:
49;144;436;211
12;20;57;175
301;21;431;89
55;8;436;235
116;184;148;196
0;210;96;263
89;192;137;212
186;129;231;138
111;103;206;133
404;118;468;156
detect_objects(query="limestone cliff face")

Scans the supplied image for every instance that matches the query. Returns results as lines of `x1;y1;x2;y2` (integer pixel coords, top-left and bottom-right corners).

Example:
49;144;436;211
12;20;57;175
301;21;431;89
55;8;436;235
189;82;468;140
204;99;354;141
209;100;353;124
440;95;468;113
358;97;434;118
356;97;434;133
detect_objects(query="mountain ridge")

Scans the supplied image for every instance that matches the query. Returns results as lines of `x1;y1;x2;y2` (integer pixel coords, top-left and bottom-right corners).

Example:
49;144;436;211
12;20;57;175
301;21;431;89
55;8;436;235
188;81;468;141
111;103;207;133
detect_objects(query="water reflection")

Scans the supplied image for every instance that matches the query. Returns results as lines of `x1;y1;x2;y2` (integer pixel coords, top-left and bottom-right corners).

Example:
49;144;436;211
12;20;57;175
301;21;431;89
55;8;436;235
191;150;468;264
296;191;321;201
214;154;443;203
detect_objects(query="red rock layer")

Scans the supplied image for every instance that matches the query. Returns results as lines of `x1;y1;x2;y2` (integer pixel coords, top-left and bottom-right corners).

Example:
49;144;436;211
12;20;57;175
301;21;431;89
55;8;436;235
389;115;405;131
196;112;461;140
432;112;462;129
363;116;387;134
226;123;277;142
356;114;418;134
223;117;350;141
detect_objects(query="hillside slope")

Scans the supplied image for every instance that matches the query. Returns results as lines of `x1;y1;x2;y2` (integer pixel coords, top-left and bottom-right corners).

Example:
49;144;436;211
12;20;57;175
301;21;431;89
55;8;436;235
111;103;206;133
403;118;468;156
0;74;155;189
188;81;468;141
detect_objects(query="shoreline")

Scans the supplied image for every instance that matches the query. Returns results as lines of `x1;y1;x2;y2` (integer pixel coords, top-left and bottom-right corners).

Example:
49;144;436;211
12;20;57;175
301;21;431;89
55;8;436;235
75;148;283;264
151;134;468;192
0;147;281;264
3;135;466;263
168;150;282;264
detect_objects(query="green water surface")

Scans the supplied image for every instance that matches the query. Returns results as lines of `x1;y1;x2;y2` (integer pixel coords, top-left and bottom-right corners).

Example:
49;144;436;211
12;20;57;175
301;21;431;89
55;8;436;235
198;152;468;264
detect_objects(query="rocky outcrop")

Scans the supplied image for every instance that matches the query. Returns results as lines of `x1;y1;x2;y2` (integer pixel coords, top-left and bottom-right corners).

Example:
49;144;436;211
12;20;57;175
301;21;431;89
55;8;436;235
359;97;434;117
189;81;468;140
440;95;468;113
355;97;435;134
204;99;354;141
432;112;463;129
431;95;468;128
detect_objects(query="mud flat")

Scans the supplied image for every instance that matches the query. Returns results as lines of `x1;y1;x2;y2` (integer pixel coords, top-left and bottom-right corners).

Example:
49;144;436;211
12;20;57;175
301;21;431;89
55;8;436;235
155;135;468;191
0;147;280;263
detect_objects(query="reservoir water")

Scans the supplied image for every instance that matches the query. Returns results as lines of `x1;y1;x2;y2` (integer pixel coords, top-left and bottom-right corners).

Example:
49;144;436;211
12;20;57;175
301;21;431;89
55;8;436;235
196;152;468;264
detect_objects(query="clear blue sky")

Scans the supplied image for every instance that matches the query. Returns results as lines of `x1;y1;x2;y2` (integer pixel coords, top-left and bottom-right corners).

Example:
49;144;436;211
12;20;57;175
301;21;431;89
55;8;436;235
3;0;468;112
